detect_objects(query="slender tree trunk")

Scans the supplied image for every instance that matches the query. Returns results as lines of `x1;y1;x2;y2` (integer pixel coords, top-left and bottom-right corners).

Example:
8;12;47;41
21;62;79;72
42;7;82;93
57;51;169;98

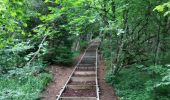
155;21;161;65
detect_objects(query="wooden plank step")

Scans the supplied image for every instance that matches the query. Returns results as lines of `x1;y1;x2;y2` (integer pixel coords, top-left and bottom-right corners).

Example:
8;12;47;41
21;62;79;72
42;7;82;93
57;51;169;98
76;67;96;71
78;64;95;67
66;85;96;90
59;97;97;100
74;71;96;76
71;76;96;82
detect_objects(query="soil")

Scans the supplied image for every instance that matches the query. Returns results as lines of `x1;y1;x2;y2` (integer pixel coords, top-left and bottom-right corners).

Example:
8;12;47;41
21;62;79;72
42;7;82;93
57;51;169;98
99;55;118;100
62;88;96;97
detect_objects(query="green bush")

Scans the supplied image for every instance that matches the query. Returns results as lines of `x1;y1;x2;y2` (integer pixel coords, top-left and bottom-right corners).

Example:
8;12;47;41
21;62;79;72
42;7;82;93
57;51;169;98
147;65;167;76
0;51;24;73
0;63;52;100
153;82;170;100
79;41;88;51
100;40;112;59
152;70;170;100
53;46;73;65
105;65;170;100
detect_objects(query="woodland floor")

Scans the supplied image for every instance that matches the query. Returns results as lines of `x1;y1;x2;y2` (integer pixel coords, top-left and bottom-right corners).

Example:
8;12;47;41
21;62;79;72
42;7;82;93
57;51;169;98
99;56;118;100
40;54;118;100
40;65;74;100
40;53;83;100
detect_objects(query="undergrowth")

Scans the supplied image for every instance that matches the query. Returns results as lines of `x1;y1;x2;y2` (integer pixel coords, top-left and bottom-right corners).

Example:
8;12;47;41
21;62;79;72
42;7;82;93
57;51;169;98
0;62;52;100
100;39;170;100
105;65;170;100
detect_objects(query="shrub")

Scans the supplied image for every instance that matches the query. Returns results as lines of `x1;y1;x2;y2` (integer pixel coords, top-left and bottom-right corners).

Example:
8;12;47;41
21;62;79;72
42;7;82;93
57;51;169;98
105;66;170;100
53;46;73;65
147;65;167;76
0;62;52;100
152;70;170;100
79;41;88;51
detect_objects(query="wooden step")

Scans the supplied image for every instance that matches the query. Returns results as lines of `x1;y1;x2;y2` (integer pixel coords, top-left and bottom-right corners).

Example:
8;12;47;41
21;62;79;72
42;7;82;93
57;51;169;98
67;85;96;90
71;76;96;82
74;71;96;76
59;97;97;100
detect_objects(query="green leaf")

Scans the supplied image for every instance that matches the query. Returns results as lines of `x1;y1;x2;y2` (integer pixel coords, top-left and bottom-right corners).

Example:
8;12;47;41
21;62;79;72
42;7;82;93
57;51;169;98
164;11;170;16
11;12;17;17
0;43;5;48
154;5;164;12
21;31;26;35
55;0;60;4
44;0;50;3
165;2;170;8
23;23;27;27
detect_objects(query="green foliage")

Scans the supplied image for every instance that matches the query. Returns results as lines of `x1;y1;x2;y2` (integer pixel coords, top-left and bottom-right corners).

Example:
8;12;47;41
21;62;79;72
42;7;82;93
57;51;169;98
0;0;169;99
154;2;170;16
53;46;73;65
105;65;170;100
153;82;170;100
152;70;170;100
0;42;34;72
146;65;167;76
79;41;88;51
100;40;112;60
0;62;52;100
154;5;165;12
0;0;101;99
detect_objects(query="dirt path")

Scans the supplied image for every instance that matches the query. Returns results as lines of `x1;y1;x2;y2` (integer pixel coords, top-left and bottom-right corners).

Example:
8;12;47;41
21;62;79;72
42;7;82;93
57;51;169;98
41;65;74;100
99;55;118;100
41;53;83;100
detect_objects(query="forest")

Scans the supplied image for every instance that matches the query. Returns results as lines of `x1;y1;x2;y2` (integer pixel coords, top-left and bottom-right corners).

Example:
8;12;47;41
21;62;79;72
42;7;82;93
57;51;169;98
0;0;170;100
